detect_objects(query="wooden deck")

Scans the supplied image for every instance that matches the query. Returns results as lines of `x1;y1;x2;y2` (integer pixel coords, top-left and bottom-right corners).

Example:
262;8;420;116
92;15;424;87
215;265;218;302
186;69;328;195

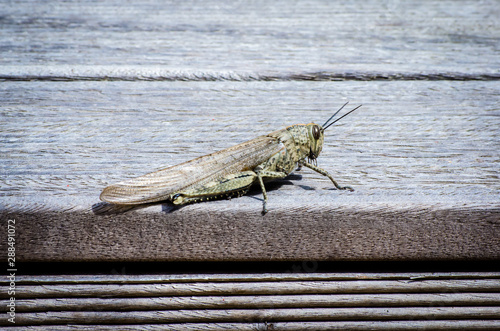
1;0;499;263
1;0;499;328
1;271;500;329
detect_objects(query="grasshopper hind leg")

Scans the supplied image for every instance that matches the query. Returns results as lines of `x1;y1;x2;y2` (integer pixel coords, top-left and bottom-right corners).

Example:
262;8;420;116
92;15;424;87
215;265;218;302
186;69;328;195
170;171;257;206
170;169;288;214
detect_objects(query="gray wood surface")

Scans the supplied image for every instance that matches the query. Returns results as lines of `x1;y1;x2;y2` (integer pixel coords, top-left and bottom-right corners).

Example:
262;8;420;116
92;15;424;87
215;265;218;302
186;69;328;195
1;0;499;75
13;272;500;284
1;0;500;262
5;307;500;325
2;81;499;212
4;206;500;261
1;273;499;328
10;293;500;312
3;321;500;331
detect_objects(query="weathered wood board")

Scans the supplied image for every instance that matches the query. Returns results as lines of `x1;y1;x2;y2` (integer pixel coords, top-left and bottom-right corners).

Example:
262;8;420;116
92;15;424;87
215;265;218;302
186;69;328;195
1;0;499;75
1;80;499;262
1;272;500;328
1;0;500;262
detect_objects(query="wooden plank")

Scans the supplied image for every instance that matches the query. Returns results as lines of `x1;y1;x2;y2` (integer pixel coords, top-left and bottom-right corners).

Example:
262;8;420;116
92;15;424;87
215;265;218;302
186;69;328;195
2;1;499;328
4;279;500;299
1;81;499;264
3;207;500;262
1;1;499;75
2;0;500;264
3;66;500;82
3;274;498;328
7;293;500;312
2;80;497;214
3;321;500;331
4;307;500;326
11;272;500;284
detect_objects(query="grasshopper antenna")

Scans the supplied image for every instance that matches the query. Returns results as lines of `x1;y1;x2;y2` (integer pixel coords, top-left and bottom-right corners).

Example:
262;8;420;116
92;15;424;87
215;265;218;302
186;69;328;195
322;101;349;128
323;104;362;131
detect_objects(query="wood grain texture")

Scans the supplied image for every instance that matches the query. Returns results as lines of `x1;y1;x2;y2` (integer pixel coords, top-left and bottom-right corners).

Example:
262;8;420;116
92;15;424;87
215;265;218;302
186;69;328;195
1;0;499;74
13;272;500;284
1;81;499;206
2;207;499;262
5;307;500;326
0;320;500;331
1;0;500;264
3;321;500;331
0;273;499;327
1;79;498;261
8;293;500;312
2;80;499;212
2;1;499;329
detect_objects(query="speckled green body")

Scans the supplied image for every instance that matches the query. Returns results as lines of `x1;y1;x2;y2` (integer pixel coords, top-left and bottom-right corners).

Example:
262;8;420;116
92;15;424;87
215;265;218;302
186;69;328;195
101;122;352;214
262;124;324;175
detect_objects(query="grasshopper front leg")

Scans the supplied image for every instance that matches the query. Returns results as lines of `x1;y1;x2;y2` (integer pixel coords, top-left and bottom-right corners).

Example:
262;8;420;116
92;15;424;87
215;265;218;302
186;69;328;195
299;160;354;191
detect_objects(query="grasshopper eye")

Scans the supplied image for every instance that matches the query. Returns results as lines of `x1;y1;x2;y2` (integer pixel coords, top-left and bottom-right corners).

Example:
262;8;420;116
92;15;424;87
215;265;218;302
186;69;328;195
312;125;321;140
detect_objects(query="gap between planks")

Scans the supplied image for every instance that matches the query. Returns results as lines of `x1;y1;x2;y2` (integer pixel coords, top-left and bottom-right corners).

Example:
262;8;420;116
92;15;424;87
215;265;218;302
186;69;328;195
5;293;500;312
7;272;500;285
2;279;500;299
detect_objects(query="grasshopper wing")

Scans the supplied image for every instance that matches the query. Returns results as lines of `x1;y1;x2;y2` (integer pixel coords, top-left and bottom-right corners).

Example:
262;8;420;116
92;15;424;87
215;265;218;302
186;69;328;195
100;134;283;205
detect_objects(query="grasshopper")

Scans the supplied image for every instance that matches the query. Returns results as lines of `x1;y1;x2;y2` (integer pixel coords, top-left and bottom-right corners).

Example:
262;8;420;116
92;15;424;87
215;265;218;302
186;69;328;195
100;103;360;214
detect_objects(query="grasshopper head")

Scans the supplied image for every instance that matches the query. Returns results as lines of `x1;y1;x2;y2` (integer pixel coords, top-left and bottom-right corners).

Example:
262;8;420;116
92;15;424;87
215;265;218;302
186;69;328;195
306;123;325;160
313;103;361;161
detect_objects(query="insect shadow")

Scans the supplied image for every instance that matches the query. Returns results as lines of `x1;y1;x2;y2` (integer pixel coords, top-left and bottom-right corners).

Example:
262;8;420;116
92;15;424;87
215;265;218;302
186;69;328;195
92;200;180;215
245;175;299;200
92;201;151;215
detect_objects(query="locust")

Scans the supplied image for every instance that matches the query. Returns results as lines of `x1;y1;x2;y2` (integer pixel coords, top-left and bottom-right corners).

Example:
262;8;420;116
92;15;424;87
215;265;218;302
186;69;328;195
100;103;360;214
